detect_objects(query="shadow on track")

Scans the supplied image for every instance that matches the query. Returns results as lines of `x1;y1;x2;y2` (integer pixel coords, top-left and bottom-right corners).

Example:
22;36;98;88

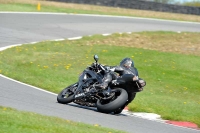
61;102;128;116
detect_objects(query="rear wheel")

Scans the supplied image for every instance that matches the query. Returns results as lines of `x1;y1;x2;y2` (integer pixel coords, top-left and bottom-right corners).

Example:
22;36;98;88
96;88;128;113
57;83;77;104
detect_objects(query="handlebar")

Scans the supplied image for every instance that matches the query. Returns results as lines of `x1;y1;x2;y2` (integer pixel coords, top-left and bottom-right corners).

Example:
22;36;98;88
88;63;107;73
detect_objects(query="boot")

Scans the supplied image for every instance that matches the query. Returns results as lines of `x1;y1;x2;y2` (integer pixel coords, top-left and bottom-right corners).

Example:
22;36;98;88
95;82;111;96
95;82;108;90
95;73;112;90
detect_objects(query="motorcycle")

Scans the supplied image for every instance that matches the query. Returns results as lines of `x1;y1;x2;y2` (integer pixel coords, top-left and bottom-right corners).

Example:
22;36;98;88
57;55;145;114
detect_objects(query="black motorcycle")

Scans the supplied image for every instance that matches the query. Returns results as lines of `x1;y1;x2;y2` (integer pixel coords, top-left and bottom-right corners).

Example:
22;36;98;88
57;55;145;114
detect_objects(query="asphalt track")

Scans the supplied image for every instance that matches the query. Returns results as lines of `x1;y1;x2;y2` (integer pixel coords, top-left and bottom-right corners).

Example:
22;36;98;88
0;12;200;133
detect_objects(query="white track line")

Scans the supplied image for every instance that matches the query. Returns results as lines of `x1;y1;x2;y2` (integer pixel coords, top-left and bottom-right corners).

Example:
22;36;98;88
68;36;83;40
0;74;57;96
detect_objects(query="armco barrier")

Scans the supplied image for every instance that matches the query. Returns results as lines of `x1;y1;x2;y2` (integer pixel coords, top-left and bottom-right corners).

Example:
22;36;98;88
48;0;200;15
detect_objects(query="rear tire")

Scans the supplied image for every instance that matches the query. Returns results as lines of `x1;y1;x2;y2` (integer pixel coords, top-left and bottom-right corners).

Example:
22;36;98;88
96;88;128;113
57;83;77;104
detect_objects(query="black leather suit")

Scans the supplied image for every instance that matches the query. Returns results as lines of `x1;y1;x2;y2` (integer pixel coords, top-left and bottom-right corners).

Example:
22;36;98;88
100;65;139;105
102;65;139;85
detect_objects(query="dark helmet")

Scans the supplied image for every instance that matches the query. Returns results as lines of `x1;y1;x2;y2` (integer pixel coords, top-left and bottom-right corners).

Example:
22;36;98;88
120;58;134;68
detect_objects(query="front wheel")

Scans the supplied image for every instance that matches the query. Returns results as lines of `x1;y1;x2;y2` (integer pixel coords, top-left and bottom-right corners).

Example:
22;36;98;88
96;88;128;113
57;83;77;104
113;106;125;114
113;92;137;114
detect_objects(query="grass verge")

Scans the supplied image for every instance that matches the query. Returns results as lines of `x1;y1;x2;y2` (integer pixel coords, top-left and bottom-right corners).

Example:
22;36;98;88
0;106;126;133
0;32;200;127
0;0;200;22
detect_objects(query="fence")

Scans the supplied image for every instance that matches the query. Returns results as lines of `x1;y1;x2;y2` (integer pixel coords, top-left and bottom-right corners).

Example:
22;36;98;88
48;0;200;15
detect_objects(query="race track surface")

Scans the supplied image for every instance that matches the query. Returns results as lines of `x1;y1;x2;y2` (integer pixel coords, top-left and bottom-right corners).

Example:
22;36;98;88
0;12;200;133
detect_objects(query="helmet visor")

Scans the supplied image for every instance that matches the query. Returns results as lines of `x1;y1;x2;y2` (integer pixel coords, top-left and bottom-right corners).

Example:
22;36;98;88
124;60;132;68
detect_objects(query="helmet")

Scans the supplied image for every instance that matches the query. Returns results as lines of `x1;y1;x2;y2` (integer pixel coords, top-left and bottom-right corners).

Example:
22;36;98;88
120;58;134;68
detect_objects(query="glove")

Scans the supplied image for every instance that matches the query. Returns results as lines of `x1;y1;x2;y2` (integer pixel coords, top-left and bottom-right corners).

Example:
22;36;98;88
91;63;96;68
112;80;119;85
139;79;146;87
104;65;110;72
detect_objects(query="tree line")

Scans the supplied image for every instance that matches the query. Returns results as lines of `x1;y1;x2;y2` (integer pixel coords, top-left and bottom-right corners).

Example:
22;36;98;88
147;0;200;7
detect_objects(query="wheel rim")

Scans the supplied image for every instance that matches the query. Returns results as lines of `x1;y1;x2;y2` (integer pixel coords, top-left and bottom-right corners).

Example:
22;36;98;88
63;93;70;98
61;89;73;99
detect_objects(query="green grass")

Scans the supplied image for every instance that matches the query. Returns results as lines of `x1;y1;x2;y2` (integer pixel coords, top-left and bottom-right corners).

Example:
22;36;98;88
0;32;200;127
0;106;126;133
0;3;104;14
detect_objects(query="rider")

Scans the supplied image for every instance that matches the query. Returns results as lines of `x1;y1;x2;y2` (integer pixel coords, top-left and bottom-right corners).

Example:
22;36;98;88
94;57;146;109
95;57;146;90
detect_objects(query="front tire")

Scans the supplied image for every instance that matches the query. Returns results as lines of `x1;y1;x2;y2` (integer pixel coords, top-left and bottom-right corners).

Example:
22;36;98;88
57;83;77;104
96;88;128;113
